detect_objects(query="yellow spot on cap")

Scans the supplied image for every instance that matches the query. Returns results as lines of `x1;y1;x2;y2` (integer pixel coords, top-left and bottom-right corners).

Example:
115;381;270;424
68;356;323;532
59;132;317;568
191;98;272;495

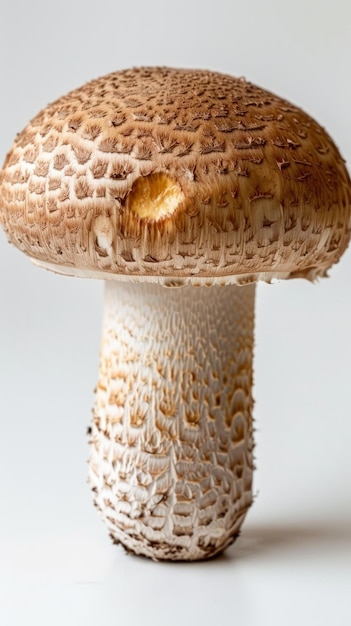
127;173;184;221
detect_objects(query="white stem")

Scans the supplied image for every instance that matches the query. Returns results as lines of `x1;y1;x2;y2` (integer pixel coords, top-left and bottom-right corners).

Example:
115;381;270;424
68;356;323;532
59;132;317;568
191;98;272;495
89;281;255;561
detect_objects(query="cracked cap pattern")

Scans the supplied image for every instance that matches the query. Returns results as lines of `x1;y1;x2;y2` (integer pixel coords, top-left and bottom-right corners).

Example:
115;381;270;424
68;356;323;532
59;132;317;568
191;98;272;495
1;67;350;284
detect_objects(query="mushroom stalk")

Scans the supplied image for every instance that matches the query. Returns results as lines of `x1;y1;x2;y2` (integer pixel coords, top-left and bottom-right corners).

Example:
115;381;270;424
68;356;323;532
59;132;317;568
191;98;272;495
89;281;255;561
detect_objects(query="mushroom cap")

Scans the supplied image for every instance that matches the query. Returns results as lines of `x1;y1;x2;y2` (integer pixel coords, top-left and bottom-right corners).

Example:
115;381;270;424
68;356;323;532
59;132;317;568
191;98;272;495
1;67;350;285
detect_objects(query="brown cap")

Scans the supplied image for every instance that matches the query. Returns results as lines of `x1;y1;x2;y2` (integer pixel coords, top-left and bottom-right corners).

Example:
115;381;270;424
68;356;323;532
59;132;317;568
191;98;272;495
1;67;350;285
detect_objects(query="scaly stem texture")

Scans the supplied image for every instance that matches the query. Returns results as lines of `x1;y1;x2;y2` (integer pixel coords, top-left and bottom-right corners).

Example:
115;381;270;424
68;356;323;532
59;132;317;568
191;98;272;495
89;282;255;560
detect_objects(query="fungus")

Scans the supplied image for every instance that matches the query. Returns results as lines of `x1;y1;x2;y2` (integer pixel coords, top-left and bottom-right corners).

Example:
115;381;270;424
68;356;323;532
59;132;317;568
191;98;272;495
1;67;350;560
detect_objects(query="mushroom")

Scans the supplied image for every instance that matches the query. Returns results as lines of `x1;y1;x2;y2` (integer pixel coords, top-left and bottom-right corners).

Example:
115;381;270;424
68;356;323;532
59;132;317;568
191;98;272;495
0;67;350;561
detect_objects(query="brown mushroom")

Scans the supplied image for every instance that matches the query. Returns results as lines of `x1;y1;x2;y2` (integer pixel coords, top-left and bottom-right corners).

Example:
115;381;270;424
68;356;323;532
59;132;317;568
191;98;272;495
0;67;350;561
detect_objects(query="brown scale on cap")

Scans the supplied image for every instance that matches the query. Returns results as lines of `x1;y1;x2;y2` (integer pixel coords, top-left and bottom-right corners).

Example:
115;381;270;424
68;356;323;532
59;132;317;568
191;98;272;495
1;66;351;283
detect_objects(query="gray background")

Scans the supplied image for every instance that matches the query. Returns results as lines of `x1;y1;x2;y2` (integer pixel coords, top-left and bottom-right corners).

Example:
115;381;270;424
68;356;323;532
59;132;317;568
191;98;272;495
0;0;350;624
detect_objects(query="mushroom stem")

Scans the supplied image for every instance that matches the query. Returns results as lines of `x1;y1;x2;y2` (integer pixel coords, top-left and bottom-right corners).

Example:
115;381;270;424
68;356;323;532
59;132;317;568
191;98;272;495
89;281;255;560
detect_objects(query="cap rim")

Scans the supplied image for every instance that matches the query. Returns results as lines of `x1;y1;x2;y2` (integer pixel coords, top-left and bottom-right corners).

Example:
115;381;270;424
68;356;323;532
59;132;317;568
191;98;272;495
30;256;326;285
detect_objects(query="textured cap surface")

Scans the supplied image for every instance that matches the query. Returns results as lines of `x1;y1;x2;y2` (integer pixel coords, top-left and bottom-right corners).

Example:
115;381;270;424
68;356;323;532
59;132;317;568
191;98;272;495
1;66;350;284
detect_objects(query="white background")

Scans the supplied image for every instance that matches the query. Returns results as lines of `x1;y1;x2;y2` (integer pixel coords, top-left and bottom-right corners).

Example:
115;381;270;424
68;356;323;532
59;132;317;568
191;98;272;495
0;1;350;624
